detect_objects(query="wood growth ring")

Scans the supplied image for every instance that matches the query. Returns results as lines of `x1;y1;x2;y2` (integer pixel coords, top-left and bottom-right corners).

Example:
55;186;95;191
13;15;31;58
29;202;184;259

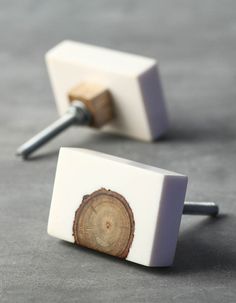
73;188;135;259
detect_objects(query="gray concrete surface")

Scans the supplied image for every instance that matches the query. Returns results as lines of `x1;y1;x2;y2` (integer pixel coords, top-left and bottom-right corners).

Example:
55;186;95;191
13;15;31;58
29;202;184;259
0;1;236;302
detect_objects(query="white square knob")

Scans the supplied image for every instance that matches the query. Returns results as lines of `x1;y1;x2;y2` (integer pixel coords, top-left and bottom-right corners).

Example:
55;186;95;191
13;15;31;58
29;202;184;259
46;40;168;141
48;148;187;267
17;41;169;159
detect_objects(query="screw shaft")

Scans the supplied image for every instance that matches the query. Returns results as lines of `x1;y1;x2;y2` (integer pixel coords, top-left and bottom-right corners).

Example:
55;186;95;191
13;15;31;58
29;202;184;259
16;101;91;159
183;201;219;216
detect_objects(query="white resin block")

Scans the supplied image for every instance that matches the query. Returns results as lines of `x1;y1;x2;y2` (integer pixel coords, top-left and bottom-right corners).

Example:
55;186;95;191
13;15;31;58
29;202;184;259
48;148;187;267
46;41;168;141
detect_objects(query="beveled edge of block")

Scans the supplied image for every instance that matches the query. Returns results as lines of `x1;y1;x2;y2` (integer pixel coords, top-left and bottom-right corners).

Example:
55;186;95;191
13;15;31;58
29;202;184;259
45;40;157;78
149;174;188;267
61;147;186;177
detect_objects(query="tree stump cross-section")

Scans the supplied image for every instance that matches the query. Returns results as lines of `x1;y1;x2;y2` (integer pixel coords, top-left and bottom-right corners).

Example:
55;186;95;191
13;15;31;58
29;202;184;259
73;188;135;259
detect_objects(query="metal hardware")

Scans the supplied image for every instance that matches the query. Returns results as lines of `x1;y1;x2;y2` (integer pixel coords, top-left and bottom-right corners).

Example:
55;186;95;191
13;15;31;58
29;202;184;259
16;101;91;159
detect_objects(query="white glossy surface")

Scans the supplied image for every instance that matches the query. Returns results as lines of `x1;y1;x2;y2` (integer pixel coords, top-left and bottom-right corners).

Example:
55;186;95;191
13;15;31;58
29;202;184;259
48;148;187;267
46;41;168;141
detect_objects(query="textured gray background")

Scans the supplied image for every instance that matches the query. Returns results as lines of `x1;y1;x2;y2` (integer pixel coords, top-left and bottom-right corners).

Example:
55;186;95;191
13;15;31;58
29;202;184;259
0;0;236;302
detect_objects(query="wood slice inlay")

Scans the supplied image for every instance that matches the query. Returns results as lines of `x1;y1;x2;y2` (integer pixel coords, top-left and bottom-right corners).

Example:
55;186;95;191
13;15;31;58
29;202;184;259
73;188;135;259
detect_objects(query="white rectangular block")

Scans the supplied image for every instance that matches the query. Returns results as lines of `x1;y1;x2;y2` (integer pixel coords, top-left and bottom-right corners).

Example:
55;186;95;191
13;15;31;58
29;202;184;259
48;148;187;267
46;41;168;141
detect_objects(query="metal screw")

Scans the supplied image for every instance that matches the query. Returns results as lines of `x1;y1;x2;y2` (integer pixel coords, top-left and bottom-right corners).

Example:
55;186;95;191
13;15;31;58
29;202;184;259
16;101;91;159
183;201;219;216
